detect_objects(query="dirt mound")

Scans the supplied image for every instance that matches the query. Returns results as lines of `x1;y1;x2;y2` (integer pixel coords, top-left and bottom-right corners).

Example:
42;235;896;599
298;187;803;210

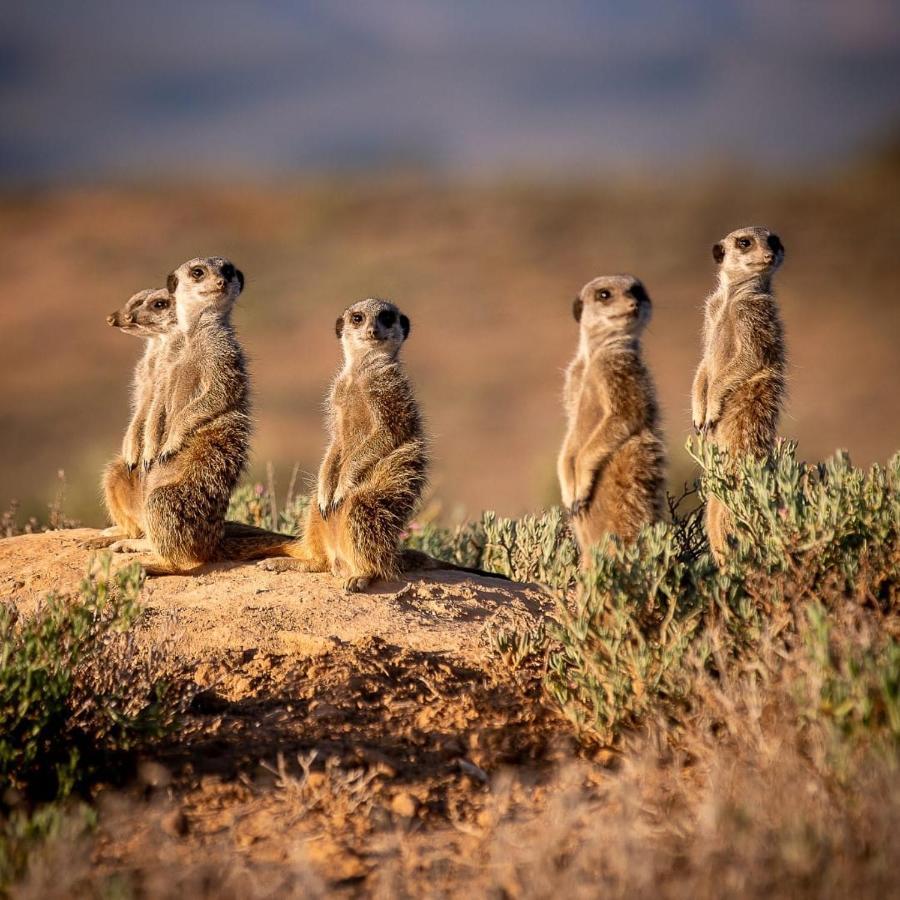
0;528;550;663
1;528;573;895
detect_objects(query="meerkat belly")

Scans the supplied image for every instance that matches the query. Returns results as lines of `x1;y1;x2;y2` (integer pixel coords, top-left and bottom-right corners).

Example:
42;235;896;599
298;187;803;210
594;431;665;539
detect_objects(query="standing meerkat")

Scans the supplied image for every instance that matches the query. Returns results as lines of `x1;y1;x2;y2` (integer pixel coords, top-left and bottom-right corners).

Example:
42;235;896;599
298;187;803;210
107;256;292;573
692;226;786;562
558;275;666;560
257;298;505;591
99;288;177;540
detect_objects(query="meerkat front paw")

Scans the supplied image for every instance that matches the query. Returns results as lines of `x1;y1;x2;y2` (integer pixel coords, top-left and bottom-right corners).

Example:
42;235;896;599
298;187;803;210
569;496;591;517
122;447;140;472
156;437;182;466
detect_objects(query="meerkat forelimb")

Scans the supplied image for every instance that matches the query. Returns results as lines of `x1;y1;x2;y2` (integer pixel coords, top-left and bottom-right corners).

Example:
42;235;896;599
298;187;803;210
693;226;787;562
558;275;666;561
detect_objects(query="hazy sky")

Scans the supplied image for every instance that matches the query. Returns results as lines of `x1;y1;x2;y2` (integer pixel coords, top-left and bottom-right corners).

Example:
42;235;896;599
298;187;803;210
1;1;899;180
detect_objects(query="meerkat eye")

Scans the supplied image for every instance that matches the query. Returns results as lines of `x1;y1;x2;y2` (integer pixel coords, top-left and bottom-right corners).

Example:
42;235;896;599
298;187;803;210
594;289;612;301
351;313;364;326
152;299;170;309
737;238;752;250
377;310;397;328
190;266;205;280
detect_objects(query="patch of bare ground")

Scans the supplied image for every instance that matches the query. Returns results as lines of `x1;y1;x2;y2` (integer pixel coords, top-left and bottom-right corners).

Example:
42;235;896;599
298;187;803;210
2;529;578;895
4;528;897;898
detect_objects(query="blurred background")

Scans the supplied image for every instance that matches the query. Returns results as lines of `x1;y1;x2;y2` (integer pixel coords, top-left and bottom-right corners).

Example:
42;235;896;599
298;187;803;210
1;1;899;524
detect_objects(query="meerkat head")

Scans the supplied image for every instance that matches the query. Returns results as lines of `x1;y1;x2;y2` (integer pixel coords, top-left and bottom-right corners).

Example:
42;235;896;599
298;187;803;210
165;256;244;328
712;227;784;281
335;298;410;362
106;288;176;337
573;275;651;345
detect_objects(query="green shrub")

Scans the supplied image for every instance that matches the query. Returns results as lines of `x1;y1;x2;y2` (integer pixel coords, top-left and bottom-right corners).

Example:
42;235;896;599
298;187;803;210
507;440;898;744
0;558;191;805
227;465;310;535
406;507;579;585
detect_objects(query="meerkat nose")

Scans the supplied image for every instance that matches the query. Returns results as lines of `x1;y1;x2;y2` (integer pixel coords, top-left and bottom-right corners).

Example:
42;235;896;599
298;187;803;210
106;313;117;326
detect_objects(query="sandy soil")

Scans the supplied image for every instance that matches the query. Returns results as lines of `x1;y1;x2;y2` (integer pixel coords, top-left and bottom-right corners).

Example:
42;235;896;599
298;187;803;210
2;529;571;895
0;529;549;663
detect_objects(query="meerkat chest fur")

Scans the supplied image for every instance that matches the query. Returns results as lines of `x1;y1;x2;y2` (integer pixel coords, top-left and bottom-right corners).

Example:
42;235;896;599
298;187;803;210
329;356;421;453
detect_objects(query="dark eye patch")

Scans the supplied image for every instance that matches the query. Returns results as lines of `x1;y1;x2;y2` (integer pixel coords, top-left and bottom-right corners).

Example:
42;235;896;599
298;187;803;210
629;282;649;305
767;234;784;256
221;263;235;281
377;309;397;328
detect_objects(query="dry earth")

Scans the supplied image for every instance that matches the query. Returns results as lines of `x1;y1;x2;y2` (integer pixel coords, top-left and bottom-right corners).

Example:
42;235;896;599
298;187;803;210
1;529;579;896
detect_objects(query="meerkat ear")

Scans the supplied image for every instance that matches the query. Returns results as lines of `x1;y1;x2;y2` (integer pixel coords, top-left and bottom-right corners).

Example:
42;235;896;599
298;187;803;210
712;242;725;264
235;269;245;291
399;314;410;339
572;296;583;323
335;316;344;339
767;234;784;257
166;272;178;293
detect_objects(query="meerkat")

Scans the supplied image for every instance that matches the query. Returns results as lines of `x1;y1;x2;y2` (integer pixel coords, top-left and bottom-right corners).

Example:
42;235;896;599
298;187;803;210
558;275;666;560
93;288;177;541
108;256;291;572
692;226;786;562
255;298;506;592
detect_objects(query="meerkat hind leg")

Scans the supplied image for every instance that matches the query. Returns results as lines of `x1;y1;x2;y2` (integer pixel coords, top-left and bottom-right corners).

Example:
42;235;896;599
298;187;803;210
81;531;125;550
139;558;209;578
256;509;331;573
257;555;328;574
109;538;154;554
343;573;375;593
706;496;730;566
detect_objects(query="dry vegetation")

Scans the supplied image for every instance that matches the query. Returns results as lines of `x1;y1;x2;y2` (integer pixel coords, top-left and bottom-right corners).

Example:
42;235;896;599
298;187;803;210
1;441;897;897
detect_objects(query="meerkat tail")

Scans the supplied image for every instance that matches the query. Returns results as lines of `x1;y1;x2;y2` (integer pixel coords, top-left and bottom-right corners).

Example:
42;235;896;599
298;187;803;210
218;531;299;562
399;548;511;581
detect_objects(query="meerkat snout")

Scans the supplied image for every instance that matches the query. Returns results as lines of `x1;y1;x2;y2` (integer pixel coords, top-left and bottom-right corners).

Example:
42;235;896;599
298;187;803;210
107;313;118;326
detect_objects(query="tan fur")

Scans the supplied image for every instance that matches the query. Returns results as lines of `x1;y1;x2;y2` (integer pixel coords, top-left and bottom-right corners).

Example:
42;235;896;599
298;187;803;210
558;275;666;562
692;226;787;562
99;289;176;539
128;257;251;570
255;298;428;592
